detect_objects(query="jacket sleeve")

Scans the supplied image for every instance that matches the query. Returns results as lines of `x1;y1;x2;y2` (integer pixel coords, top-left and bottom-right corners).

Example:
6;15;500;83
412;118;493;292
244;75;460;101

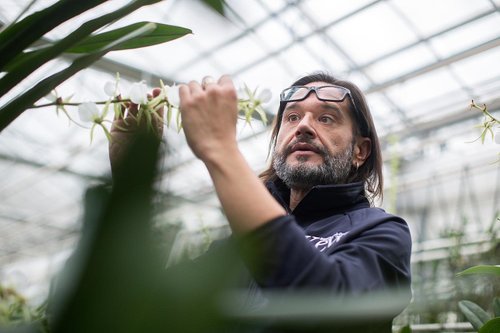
237;213;412;294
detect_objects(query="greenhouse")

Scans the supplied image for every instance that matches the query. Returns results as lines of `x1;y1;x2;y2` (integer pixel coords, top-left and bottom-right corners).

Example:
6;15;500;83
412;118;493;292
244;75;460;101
0;1;498;332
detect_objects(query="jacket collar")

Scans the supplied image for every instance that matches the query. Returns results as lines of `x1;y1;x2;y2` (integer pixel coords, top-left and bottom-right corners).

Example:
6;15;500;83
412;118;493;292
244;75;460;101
266;178;370;224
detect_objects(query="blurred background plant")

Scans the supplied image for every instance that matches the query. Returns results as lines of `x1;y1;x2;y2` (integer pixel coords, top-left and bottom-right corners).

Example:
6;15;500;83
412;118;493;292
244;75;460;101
469;101;500;163
0;284;49;332
456;265;500;333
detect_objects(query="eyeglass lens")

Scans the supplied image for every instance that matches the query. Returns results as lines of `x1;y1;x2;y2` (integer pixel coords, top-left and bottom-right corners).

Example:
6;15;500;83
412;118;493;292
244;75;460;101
283;86;348;101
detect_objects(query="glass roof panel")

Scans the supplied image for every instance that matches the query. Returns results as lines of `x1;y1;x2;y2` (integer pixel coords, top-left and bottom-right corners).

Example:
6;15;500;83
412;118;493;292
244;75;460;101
385;67;464;113
344;70;372;91
389;0;493;37
276;6;315;37
207;35;268;74
451;47;500;98
277;41;326;76
301;35;350;74
365;93;395;120
301;0;374;26
224;0;269;26
429;12;500;58
252;17;295;50
139;1;242;49
365;44;437;83
249;0;288;12
365;92;399;131
326;2;419;64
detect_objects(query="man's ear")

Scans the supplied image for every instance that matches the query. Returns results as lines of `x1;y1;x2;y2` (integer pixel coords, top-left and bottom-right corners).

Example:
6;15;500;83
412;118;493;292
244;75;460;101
353;137;371;167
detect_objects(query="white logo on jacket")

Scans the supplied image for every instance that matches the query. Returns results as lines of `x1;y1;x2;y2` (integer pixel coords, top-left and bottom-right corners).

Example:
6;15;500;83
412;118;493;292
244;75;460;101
305;232;349;252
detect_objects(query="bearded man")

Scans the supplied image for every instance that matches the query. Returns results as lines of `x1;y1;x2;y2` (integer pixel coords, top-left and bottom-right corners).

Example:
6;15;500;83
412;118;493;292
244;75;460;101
178;71;411;329
111;71;412;332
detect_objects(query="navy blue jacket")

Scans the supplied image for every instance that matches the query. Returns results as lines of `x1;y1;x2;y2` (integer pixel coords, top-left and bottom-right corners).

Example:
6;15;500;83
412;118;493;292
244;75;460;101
241;179;412;294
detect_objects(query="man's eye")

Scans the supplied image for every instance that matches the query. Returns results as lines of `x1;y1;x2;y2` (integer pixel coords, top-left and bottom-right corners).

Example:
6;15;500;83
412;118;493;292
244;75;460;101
287;114;300;122
319;115;334;123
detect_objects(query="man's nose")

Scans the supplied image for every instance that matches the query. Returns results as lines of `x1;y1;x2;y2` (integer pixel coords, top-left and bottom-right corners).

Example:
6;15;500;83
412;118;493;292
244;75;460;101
295;114;316;138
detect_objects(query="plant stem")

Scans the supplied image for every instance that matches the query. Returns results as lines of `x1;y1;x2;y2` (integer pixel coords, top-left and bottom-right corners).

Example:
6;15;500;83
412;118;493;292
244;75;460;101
32;99;133;109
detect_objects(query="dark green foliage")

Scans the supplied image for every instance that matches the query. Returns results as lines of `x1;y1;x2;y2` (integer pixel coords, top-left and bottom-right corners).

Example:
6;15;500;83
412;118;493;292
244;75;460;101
0;0;105;69
479;317;500;333
457;266;500;332
0;0;191;131
201;0;226;15
1;130;242;333
398;325;412;333
65;22;192;53
458;300;491;331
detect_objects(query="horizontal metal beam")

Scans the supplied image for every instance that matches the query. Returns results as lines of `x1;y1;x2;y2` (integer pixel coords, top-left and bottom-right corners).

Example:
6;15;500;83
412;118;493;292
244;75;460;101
365;36;500;94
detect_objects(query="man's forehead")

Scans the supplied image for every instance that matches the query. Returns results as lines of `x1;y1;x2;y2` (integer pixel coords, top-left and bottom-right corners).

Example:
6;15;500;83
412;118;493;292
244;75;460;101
303;81;330;87
285;99;347;112
283;98;348;114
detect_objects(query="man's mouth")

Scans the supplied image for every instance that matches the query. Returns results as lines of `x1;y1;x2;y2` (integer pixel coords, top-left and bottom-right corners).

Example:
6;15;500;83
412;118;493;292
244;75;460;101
289;142;321;154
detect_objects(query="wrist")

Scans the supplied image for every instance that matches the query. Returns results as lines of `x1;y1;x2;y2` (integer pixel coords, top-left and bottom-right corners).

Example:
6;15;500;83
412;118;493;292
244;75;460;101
201;142;241;169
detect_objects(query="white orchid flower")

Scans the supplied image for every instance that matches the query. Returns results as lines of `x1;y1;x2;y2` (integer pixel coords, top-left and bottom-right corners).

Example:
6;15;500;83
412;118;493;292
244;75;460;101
167;84;180;107
236;86;247;99
44;91;58;102
257;88;272;104
78;102;101;123
495;128;500;144
128;81;149;104
104;81;116;97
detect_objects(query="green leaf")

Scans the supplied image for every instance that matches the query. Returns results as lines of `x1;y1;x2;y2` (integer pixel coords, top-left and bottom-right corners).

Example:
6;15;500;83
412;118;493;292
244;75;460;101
201;0;226;15
1;0;164;97
494;298;500;317
479;317;500;333
0;23;156;132
399;325;412;333
0;0;105;70
459;300;491;331
66;22;192;53
1;47;46;73
457;265;500;277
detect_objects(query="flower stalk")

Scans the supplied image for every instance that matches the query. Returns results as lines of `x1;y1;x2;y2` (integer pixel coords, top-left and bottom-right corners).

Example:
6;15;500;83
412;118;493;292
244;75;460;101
36;78;271;142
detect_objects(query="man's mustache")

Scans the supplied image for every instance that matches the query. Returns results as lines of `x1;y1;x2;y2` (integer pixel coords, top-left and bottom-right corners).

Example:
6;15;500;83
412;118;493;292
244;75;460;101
284;138;328;158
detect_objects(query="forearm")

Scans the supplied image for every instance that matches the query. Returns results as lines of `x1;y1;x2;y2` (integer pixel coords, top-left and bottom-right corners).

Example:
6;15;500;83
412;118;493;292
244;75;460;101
178;75;285;233
203;146;286;234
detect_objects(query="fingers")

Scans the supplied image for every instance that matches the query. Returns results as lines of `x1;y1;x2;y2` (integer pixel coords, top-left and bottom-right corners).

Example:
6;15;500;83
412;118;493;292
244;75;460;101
127;101;139;117
180;75;233;96
178;74;235;112
218;74;234;89
201;76;215;89
152;87;162;97
178;83;190;103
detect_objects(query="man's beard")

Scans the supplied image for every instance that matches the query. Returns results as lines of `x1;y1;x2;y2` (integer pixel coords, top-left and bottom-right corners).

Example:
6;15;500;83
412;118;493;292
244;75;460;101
273;138;354;190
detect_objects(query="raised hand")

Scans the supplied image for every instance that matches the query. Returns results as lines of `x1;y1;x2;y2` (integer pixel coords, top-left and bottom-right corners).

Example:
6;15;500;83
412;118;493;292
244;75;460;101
109;88;164;175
